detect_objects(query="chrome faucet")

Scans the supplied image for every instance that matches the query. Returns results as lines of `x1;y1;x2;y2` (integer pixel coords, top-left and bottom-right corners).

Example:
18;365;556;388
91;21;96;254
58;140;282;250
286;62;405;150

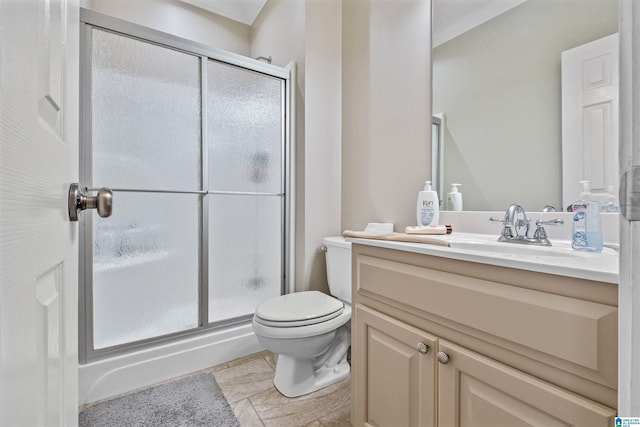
490;203;563;246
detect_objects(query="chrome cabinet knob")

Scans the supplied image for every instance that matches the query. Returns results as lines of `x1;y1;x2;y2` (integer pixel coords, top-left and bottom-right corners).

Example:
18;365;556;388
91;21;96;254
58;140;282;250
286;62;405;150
417;342;429;354
437;351;450;365
68;183;113;221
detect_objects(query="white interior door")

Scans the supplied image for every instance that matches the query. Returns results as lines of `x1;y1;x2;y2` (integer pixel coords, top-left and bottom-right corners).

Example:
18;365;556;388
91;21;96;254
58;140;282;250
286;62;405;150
0;0;79;425
561;33;619;209
619;0;640;415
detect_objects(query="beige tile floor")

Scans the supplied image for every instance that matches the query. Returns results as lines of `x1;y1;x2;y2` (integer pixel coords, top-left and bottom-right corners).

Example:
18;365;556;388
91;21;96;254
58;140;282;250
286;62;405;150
208;351;352;427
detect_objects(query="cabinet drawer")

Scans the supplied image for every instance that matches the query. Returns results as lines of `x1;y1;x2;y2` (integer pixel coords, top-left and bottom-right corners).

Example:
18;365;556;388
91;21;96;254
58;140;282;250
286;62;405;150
355;254;617;387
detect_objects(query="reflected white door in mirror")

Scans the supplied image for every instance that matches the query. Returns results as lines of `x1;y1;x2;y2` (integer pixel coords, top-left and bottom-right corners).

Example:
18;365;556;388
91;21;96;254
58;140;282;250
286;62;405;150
562;33;619;210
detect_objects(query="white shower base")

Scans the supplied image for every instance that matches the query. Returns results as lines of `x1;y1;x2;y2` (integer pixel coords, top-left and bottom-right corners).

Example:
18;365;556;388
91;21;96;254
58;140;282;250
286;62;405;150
79;322;262;405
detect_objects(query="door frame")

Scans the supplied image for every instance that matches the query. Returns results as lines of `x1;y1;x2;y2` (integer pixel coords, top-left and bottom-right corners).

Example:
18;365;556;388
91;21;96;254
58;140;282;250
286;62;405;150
618;0;640;415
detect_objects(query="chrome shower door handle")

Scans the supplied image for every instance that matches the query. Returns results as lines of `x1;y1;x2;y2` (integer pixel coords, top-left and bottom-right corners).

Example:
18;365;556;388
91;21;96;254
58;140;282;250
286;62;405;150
68;183;113;221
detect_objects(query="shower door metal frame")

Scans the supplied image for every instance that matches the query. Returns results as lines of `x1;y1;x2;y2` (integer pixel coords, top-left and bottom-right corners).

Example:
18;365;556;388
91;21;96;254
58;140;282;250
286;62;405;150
79;9;292;364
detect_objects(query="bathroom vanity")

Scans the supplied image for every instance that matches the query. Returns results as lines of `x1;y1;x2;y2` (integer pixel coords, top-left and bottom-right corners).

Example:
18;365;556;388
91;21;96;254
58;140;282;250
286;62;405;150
349;236;618;426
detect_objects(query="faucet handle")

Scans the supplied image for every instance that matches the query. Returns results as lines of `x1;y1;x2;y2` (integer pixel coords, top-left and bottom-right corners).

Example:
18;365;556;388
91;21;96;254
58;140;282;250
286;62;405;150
489;216;515;239
535;218;564;227
532;218;564;245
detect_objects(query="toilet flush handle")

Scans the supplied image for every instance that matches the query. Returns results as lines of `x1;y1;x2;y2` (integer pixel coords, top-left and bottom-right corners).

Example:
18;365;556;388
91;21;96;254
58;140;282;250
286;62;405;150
320;246;327;252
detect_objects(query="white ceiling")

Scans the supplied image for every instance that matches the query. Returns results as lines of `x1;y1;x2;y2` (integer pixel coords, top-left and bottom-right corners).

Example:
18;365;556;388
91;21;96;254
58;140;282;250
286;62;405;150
179;0;268;26
179;0;525;43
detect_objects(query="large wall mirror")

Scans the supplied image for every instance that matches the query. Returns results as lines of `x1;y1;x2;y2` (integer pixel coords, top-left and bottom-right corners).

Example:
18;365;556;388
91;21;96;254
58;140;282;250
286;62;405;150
432;0;618;212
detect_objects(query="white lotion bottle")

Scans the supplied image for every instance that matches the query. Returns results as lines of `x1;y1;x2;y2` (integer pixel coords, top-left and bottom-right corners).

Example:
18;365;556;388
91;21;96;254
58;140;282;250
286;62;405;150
447;183;463;211
416;181;439;226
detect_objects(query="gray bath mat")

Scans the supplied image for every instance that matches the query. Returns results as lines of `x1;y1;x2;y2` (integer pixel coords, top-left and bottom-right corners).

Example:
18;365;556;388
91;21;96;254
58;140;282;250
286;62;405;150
79;372;239;427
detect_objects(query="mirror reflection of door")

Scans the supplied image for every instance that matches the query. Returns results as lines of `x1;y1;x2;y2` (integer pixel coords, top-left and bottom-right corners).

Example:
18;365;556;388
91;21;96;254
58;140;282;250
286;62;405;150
561;33;619;210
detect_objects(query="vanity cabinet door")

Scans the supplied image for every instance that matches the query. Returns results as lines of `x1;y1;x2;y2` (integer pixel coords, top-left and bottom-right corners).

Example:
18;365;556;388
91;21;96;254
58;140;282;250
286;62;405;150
437;340;616;427
353;305;437;427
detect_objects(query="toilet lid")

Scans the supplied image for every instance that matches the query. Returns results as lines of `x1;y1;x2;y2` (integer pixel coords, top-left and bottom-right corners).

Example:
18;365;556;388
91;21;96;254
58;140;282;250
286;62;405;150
255;291;344;324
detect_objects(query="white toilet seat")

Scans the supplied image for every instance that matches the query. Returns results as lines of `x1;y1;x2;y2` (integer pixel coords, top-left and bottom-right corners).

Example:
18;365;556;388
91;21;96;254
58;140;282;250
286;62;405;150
253;304;351;340
254;291;345;327
254;309;343;327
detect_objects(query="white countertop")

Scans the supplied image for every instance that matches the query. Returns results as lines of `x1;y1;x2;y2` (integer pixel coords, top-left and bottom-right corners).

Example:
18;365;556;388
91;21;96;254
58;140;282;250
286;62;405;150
347;232;619;284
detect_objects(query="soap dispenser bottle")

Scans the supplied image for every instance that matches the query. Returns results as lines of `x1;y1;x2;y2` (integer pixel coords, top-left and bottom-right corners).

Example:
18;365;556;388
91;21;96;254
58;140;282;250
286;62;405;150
579;179;592;201
571;180;603;252
417;181;439;226
603;185;620;212
447;183;463;211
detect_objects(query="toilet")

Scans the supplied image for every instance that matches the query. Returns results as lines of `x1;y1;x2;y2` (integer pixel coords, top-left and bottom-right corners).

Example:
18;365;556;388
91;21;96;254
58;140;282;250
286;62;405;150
252;236;352;397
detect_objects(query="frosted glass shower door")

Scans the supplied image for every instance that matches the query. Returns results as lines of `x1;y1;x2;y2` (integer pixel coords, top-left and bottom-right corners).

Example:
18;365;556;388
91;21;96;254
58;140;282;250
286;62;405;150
207;60;284;323
88;28;202;350
82;14;290;361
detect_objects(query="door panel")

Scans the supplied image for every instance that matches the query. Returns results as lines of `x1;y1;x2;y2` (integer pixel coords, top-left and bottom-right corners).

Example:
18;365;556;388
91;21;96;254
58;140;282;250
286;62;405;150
208;194;282;323
207;60;283;194
92;192;200;349
438;340;616;427
0;0;79;425
85;26;203;355
206;60;285;323
353;305;437;427
90;27;202;191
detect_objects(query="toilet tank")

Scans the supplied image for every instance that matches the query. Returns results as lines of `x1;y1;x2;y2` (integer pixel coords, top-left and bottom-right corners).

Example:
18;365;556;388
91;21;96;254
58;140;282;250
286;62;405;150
323;236;352;303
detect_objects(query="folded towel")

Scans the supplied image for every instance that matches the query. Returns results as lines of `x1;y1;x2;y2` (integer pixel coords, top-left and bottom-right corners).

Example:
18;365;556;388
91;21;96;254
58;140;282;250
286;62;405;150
342;230;450;247
405;225;452;235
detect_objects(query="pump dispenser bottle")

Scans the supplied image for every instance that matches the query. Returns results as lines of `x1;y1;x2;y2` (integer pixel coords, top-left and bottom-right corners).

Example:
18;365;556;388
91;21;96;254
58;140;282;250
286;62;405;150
416;181;439;226
447;183;463;211
579;180;592;201
603;185;620;212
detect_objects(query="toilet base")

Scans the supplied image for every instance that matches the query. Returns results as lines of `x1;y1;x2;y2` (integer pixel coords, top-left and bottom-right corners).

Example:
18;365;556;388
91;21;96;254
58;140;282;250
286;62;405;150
273;354;350;398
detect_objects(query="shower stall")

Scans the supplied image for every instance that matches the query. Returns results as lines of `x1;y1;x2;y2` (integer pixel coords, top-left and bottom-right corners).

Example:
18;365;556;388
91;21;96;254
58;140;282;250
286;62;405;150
78;10;293;403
